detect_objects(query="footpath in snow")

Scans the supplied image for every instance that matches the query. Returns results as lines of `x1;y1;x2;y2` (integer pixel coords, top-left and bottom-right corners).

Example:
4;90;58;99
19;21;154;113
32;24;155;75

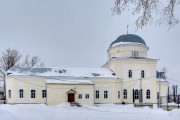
0;103;180;120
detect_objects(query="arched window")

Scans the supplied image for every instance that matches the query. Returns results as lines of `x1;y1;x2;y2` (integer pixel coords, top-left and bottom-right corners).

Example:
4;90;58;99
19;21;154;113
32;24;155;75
129;70;132;78
134;89;139;99
123;89;127;99
146;89;150;99
31;89;36;98
141;70;145;78
19;89;24;98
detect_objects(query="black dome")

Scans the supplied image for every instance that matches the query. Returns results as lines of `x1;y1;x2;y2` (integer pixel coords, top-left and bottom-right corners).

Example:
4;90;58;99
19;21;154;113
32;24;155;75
110;34;146;47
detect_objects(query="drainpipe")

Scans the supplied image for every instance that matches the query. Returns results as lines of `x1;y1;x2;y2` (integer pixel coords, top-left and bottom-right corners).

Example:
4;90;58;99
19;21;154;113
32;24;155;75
4;74;6;104
93;83;95;105
158;74;161;108
45;83;47;105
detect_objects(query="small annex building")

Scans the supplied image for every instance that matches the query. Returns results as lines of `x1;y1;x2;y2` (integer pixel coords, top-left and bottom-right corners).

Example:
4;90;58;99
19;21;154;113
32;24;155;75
5;34;168;106
6;67;119;105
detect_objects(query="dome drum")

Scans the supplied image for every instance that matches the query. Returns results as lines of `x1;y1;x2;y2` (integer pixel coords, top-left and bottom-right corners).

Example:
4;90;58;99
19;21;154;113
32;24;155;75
108;34;149;59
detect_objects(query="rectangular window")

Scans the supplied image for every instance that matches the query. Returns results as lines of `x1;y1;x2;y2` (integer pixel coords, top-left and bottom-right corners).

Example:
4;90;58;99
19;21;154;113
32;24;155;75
131;51;134;57
132;51;139;57
129;70;132;78
85;94;89;99
78;94;82;99
31;90;36;98
96;90;99;99
118;91;120;99
19;89;24;98
157;92;159;99
104;91;108;99
42;90;46;98
8;90;11;98
135;51;139;57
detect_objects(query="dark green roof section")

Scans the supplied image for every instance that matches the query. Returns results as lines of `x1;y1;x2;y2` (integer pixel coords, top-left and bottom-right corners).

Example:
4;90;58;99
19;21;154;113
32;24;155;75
30;68;52;73
110;34;146;47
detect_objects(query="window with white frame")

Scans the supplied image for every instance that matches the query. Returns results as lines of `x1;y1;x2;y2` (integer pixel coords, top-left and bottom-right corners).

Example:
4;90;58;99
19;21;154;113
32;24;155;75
129;70;132;78
118;91;120;99
132;51;139;57
104;91;108;99
42;90;46;98
134;89;139;99
31;89;36;98
8;90;11;98
19;89;23;98
85;94;89;99
78;94;82;99
146;90;150;99
141;70;145;78
123;89;127;99
96;90;99;99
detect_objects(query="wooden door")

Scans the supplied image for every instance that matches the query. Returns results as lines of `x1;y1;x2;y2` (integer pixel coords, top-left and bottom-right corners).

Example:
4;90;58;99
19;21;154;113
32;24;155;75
68;93;75;102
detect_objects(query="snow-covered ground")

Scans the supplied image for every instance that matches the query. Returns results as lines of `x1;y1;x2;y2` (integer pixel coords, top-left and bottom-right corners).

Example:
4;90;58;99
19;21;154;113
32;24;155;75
0;103;180;120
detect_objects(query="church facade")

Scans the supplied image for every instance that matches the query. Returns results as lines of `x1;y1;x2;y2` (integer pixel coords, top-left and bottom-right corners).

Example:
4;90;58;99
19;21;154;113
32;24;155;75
5;34;168;106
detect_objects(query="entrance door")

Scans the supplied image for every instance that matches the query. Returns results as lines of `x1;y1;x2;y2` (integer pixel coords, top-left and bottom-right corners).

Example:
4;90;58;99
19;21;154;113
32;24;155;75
68;93;75;102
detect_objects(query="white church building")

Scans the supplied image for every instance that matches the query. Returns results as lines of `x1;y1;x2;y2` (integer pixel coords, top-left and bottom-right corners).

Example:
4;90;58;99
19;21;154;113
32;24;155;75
5;34;168;106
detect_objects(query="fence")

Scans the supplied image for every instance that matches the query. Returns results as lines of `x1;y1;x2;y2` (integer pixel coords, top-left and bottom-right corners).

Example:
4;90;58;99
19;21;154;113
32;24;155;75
161;95;180;111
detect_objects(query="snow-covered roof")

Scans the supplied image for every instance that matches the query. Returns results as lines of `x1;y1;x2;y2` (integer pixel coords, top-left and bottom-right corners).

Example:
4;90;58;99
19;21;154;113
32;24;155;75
110;34;147;47
111;42;144;47
7;66;117;78
102;57;158;68
157;78;167;82
46;79;93;85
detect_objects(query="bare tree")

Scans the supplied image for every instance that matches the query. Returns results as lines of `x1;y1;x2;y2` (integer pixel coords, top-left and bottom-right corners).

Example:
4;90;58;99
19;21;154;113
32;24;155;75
0;48;21;102
0;49;45;102
30;56;40;67
21;55;30;67
0;48;22;71
161;67;167;80
21;55;43;67
0;48;45;71
112;0;180;29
